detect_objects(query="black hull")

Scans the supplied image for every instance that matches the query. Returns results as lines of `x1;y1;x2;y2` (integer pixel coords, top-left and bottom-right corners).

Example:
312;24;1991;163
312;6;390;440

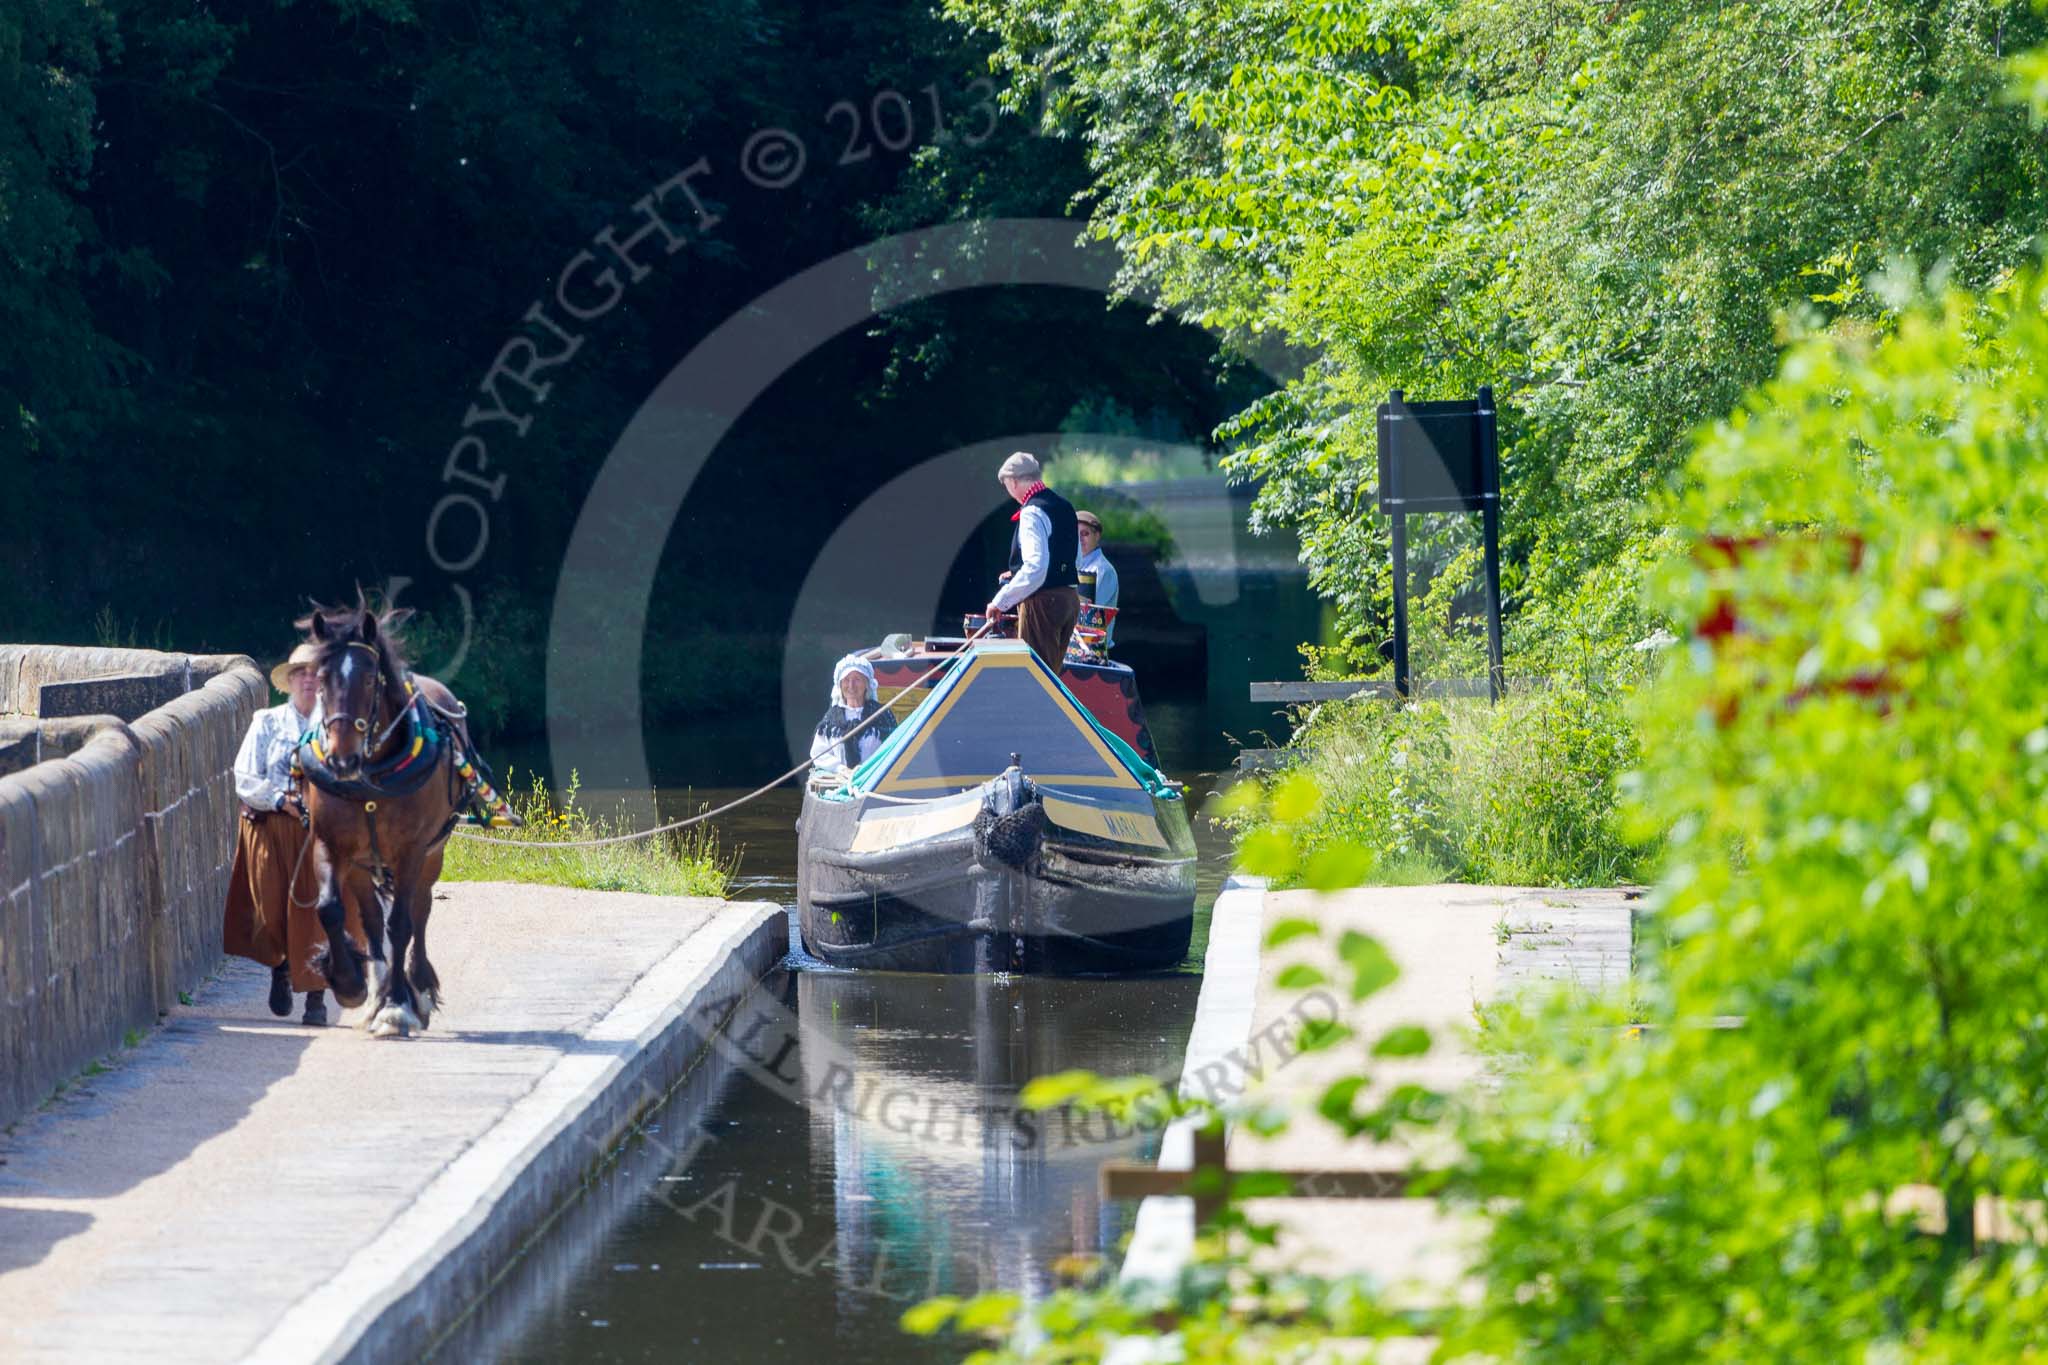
797;787;1196;975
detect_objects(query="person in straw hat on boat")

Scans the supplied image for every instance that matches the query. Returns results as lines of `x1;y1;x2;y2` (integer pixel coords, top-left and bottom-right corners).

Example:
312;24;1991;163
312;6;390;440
221;643;364;1026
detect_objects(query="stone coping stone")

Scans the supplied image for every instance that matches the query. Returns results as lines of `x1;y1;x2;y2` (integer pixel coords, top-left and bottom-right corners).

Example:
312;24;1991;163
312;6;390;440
0;717;140;776
37;675;191;723
0;646;191;717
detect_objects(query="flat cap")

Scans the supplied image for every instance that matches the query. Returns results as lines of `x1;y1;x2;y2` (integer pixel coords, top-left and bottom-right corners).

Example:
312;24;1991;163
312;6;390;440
997;451;1041;483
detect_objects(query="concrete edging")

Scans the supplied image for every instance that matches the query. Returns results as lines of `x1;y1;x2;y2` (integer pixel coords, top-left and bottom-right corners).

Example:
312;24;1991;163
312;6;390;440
1119;874;1268;1286
247;899;789;1364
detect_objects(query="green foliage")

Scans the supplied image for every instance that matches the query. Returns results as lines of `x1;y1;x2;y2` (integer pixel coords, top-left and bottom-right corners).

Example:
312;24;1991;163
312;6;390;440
1408;268;2048;1361
945;0;2048;669
91;604;173;652
1237;671;1650;887
9;0;1248;721
439;770;734;897
0;0;126;469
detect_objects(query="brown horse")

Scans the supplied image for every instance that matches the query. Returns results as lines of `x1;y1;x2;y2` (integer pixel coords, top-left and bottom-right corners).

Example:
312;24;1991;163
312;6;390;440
296;596;504;1037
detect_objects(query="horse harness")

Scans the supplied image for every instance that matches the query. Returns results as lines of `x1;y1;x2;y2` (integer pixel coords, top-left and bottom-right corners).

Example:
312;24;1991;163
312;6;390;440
291;651;514;891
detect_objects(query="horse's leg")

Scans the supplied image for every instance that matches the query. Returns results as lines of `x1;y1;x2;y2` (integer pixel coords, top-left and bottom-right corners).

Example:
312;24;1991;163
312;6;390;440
315;857;369;1008
405;908;440;1030
369;861;425;1038
408;848;447;1025
350;866;390;1021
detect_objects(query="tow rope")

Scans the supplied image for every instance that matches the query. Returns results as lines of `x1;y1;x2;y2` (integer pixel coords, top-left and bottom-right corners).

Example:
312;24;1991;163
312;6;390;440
447;621;999;849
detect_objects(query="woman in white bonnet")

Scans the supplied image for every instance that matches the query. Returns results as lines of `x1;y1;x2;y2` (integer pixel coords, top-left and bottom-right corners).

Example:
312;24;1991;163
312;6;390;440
810;653;897;771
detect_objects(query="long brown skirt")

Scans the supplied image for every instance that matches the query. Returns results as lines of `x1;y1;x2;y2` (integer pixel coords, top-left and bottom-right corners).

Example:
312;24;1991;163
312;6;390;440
222;810;365;992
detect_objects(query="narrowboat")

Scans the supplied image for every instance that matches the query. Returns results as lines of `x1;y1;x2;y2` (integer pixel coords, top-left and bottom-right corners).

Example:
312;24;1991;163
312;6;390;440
797;641;1195;974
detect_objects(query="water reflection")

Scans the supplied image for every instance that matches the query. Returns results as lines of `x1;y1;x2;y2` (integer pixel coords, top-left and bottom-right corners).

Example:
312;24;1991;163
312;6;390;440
459;963;1198;1363
799;969;1201;1312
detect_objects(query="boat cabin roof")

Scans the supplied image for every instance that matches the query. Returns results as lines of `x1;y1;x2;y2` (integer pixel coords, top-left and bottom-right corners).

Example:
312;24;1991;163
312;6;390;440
835;642;1171;799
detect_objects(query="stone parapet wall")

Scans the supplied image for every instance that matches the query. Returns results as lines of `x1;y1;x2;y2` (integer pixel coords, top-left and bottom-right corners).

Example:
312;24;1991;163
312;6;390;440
0;716;131;777
0;646;265;1127
135;668;267;1011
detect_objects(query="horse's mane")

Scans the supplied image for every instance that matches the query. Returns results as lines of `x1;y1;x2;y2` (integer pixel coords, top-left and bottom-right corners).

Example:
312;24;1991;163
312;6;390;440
295;590;414;678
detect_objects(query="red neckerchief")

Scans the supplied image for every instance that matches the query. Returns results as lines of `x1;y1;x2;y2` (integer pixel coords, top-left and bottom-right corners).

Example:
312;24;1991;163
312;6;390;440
1009;481;1047;521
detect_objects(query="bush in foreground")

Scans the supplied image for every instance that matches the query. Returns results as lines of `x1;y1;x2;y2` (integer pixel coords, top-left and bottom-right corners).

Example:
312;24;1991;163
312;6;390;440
1438;271;2048;1361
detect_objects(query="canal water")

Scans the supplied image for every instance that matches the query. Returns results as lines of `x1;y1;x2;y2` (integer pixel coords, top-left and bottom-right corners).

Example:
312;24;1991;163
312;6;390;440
437;702;1246;1363
448;549;1316;1361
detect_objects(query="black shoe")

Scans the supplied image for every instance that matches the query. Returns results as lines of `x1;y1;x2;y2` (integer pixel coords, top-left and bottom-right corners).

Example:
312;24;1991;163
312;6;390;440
268;962;292;1017
302;991;328;1027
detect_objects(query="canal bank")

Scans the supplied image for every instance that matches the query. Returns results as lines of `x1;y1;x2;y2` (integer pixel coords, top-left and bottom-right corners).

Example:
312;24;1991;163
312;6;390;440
0;883;785;1363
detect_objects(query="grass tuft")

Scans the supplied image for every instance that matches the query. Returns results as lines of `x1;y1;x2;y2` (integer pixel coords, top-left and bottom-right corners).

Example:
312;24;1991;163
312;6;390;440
1242;678;1650;888
440;771;736;898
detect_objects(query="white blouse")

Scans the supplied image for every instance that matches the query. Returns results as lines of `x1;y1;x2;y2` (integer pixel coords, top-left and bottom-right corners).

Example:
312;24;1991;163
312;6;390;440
810;705;889;771
234;699;322;812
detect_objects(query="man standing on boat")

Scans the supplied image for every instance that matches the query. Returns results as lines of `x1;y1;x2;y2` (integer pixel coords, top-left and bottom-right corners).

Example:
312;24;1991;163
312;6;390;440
987;451;1082;667
1075;509;1120;648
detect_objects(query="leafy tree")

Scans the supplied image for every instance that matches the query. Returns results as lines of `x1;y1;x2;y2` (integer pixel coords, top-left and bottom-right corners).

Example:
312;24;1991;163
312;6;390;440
1;0;126;597
943;0;2048;670
5;0;1246;729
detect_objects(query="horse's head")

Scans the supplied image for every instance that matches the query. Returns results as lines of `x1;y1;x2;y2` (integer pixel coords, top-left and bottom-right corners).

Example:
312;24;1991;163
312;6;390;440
298;593;413;776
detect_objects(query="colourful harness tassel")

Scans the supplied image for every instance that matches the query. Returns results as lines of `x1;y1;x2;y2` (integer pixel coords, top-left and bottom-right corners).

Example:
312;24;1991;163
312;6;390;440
453;746;517;827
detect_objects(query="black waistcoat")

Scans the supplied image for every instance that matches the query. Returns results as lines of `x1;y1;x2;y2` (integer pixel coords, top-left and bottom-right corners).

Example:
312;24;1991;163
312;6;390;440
1006;486;1079;591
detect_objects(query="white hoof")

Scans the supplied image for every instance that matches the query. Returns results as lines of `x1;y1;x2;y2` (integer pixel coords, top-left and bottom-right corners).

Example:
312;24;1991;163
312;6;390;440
369;1004;421;1038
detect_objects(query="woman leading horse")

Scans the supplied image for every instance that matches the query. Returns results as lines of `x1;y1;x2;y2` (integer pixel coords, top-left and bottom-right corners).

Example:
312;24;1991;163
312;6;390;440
293;594;516;1037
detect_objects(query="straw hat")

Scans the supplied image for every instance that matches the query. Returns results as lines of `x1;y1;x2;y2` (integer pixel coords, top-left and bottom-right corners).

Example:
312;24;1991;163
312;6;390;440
1075;510;1103;533
270;642;320;693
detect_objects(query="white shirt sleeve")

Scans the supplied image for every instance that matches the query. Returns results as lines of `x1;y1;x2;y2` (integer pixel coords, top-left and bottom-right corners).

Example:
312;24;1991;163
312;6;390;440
992;505;1051;610
234;710;282;811
1094;557;1119;611
1095;556;1120;645
810;727;842;770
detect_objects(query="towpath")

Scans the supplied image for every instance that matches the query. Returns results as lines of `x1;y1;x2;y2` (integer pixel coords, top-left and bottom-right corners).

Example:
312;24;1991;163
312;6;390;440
1126;881;1635;1313
1238;885;1620;1299
0;883;783;1363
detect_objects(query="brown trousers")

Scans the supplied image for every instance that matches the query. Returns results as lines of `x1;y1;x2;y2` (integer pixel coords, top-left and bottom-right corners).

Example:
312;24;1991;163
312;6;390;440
1016;586;1081;670
222;810;364;992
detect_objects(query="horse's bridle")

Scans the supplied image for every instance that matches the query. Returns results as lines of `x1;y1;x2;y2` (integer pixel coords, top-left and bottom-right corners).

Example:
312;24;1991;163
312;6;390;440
321;640;407;763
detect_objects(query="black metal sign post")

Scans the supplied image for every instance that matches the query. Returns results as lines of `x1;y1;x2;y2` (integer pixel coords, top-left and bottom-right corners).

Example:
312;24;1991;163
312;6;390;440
1375;387;1504;701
